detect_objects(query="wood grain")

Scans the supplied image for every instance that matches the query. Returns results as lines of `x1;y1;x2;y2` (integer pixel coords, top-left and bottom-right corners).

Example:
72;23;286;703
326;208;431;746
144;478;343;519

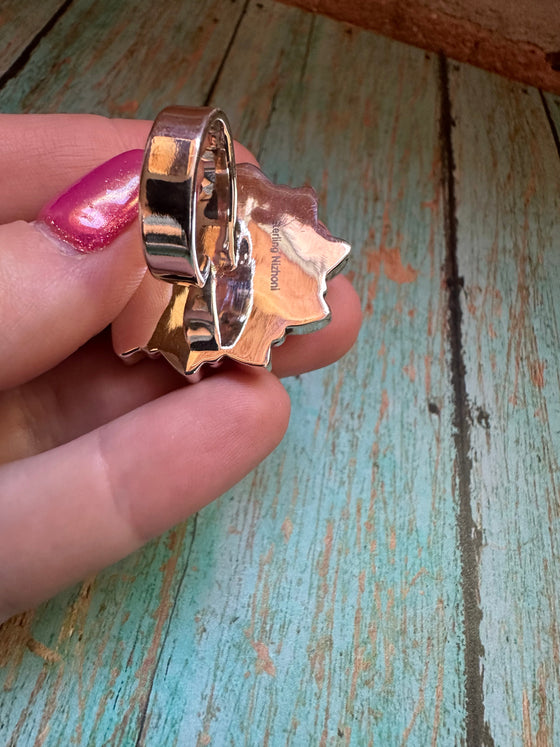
0;0;559;744
0;0;244;744
542;92;560;153
275;0;560;95
449;65;560;745
136;6;466;744
0;0;247;115
0;0;68;81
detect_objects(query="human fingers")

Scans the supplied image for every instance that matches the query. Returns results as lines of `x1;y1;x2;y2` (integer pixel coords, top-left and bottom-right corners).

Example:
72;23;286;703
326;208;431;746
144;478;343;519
271;274;361;378
0;114;258;390
0;331;184;464
0;188;146;390
0;113;258;223
0;143;258;390
0;368;290;621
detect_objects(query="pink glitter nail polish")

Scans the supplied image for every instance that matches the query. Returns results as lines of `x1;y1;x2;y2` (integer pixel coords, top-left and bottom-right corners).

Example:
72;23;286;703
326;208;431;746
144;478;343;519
38;149;144;253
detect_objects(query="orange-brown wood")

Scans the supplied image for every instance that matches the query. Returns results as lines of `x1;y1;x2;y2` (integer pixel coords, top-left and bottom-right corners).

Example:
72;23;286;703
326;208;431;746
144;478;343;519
275;0;560;94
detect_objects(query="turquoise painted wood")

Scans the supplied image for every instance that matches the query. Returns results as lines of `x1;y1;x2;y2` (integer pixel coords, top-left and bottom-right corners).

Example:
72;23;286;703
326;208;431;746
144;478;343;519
0;0;559;745
543;92;560;141
0;0;66;78
0;0;247;116
450;67;560;744
138;11;465;746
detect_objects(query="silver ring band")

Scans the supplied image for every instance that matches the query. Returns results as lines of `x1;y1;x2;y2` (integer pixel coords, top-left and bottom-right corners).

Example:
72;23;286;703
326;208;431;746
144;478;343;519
140;106;237;286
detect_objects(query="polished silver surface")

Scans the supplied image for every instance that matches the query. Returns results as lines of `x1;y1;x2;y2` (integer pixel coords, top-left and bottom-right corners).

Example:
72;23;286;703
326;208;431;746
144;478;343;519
140;106;237;286
114;107;351;379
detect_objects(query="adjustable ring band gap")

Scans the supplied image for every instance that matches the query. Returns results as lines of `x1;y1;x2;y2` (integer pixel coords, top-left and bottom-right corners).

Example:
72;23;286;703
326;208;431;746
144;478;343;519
140;106;237;286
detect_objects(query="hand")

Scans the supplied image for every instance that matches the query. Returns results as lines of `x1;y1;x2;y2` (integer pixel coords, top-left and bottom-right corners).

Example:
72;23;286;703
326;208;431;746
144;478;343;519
0;114;361;622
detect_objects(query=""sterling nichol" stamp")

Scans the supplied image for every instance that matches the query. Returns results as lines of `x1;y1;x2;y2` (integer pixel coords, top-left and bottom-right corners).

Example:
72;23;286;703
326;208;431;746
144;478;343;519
270;221;281;291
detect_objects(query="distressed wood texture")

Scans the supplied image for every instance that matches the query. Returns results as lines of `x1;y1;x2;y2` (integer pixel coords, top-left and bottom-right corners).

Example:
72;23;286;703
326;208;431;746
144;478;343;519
275;0;560;96
0;0;247;115
0;0;68;79
449;67;560;744
0;0;559;745
543;92;560;145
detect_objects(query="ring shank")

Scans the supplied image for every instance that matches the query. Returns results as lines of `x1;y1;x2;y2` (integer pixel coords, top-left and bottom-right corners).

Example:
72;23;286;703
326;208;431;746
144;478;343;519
140;106;237;286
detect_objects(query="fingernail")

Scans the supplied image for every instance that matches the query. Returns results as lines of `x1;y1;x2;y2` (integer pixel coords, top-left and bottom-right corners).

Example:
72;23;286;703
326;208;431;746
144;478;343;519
38;149;144;253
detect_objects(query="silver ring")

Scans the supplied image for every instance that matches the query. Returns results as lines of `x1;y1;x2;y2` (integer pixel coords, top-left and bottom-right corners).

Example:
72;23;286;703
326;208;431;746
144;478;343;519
140;106;237;286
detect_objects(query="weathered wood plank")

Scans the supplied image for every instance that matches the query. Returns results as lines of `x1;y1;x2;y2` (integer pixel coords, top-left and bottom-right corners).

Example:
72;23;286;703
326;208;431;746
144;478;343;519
0;0;244;744
136;4;466;744
0;0;470;743
0;0;67;80
275;0;560;96
11;0;559;744
0;1;468;743
542;92;560;151
0;525;196;746
0;0;247;115
450;66;560;745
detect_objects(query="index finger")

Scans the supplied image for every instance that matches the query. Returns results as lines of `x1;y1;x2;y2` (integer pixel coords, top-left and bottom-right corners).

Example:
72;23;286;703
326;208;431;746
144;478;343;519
0;113;258;223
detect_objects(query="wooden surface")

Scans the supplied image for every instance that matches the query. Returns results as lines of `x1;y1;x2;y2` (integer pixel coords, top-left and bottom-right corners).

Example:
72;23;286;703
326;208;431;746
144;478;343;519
0;1;559;744
0;0;68;80
276;0;560;96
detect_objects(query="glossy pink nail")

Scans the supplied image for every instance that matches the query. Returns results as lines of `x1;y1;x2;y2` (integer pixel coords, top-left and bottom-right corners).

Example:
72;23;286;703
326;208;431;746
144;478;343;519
38;149;144;253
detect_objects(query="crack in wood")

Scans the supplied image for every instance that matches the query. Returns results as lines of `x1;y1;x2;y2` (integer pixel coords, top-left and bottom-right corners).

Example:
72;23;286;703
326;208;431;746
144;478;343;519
203;0;251;107
298;13;315;87
539;90;560;161
133;515;199;747
438;53;495;747
0;0;75;92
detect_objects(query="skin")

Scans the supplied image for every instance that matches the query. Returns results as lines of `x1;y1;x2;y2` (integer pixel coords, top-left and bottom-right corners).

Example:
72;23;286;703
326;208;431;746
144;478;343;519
0;114;362;622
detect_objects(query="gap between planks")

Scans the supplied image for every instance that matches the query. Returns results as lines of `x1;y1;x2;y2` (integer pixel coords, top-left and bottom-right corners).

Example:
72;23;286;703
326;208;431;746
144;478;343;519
438;53;494;747
0;0;75;91
440;56;560;746
203;0;251;107
539;91;560;159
